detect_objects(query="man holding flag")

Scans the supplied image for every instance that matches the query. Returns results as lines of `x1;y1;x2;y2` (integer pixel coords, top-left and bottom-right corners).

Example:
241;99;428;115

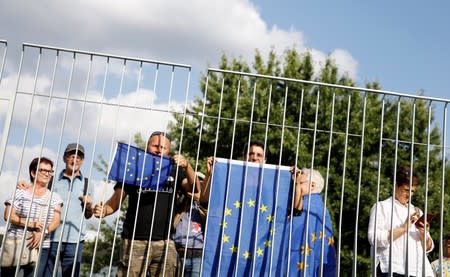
94;131;197;277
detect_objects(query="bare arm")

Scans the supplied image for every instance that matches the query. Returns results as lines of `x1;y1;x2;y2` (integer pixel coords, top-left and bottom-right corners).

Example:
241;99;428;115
291;167;303;211
94;187;127;218
47;204;62;233
79;195;94;219
200;157;214;205
173;154;198;193
4;204;43;231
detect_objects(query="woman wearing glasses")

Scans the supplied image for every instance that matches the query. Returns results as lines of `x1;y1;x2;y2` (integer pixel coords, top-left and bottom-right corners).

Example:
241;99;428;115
1;157;63;277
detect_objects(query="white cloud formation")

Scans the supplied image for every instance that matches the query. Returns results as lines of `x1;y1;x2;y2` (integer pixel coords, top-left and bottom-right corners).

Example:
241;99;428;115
0;0;357;78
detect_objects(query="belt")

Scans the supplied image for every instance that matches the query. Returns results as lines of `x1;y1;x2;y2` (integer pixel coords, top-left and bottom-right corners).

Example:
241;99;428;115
176;247;203;258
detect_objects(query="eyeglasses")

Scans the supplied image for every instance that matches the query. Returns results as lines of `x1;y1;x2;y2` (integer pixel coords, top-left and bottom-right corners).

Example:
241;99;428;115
38;168;54;174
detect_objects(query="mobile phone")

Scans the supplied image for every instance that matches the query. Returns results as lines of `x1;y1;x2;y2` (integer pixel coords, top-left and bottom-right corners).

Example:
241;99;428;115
415;213;435;227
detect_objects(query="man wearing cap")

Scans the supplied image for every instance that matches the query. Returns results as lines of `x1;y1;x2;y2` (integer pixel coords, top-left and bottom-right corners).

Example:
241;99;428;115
94;131;197;277
39;143;93;277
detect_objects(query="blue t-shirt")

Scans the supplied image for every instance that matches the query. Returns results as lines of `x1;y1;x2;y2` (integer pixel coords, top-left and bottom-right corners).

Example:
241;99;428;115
51;170;91;243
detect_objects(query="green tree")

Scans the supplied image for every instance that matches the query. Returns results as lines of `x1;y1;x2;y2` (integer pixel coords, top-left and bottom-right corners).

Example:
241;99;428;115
169;48;450;275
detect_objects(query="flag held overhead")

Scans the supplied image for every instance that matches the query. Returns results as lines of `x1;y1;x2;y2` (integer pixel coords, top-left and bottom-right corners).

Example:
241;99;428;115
108;142;172;191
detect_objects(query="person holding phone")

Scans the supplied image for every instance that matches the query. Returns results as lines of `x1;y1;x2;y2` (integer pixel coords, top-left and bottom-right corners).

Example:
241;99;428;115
368;166;434;276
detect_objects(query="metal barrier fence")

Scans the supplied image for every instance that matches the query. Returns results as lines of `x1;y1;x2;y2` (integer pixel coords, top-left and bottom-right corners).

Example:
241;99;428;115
0;43;449;276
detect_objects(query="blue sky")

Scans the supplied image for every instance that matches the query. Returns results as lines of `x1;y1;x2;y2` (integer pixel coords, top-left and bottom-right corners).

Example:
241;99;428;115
255;0;449;99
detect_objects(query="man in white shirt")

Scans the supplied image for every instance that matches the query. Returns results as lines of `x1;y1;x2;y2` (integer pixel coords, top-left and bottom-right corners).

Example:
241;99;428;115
368;166;434;276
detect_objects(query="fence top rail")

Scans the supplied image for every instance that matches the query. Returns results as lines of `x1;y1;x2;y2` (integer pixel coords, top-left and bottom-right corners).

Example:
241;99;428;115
208;68;450;104
22;42;192;69
0;40;6;44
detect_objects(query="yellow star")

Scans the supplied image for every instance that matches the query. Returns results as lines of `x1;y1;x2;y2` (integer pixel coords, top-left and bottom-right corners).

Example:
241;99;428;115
266;214;274;223
223;234;230;243
128;162;131;165
221;221;228;229
155;160;159;164
328;236;334;246
301;245;312;256
136;177;140;181
230;245;238;253
243;251;251;259
234;201;242;209
138;152;141;156
224;208;232;216
311;232;317;242
297;261;306;270
127;168;130;172
259;204;268;213
264;240;271;247
129;174;134;177
132;156;136;160
270;227;275;236
247;199;255;207
320;231;325;239
256;247;264;257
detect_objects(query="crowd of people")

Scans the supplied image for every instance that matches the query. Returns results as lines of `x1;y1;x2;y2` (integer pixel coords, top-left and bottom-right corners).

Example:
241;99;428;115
1;133;448;276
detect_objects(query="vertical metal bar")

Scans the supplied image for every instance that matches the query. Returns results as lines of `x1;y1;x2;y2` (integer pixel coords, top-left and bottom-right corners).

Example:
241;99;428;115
422;101;432;277
287;88;305;277
169;66;193;277
268;84;289;276
216;76;242;277
32;49;60;277
89;56;111;277
106;59;129;277
235;78;259;277
252;80;274;277
320;92;336;277
437;102;448;277
371;95;386;275
405;99;417;276
0;46;24;261
336;94;351;276
51;51;79;277
0;40;9;172
70;53;95;277
351;92;367;276
126;61;145;277
302;89;321;277
199;73;216;277
388;97;402;277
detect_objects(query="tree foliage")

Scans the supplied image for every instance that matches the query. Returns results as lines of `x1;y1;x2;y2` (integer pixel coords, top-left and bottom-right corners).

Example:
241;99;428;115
169;48;450;275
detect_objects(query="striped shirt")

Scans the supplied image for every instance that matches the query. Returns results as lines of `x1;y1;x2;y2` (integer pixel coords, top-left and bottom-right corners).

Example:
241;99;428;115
5;188;63;248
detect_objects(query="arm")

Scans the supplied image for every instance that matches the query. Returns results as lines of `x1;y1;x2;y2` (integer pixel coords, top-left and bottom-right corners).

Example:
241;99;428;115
47;203;62;233
291;167;303;211
416;221;434;252
173;154;198;193
200;157;214;205
94;187;127;218
4;204;43;231
79;195;94;219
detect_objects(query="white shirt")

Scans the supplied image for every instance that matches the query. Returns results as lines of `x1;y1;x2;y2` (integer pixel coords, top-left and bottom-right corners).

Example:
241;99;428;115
367;196;434;276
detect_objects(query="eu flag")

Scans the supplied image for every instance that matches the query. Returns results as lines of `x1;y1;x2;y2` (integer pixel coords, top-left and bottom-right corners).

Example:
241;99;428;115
108;142;172;190
286;193;336;277
202;158;292;276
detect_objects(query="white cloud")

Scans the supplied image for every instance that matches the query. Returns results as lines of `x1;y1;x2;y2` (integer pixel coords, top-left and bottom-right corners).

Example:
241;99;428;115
0;0;356;78
329;49;358;80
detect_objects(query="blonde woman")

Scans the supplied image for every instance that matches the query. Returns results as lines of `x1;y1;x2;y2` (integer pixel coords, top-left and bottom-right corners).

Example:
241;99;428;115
2;157;63;277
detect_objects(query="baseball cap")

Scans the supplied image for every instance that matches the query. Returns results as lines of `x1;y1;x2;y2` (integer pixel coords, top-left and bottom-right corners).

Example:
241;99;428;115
64;143;85;157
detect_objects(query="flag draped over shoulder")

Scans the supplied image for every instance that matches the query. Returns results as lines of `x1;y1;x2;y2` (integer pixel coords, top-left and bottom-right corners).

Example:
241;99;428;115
202;158;292;276
287;193;336;277
108;142;172;190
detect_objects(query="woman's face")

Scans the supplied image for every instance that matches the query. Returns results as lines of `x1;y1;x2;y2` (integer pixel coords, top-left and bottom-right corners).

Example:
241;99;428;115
33;161;54;185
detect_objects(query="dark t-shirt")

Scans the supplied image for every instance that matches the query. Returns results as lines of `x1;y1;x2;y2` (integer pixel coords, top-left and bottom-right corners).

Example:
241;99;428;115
115;166;187;240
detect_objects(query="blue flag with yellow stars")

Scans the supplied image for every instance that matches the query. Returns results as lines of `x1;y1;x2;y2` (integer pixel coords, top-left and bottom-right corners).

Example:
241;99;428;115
286;193;336;277
108;142;172;190
202;158;292;276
